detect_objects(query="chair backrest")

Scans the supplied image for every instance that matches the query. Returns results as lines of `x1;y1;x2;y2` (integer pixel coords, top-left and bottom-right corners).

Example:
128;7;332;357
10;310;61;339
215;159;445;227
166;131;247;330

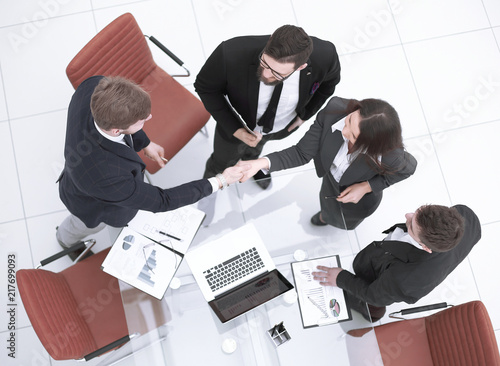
17;249;128;360
17;269;97;360
425;301;500;366
66;13;155;89
66;13;210;174
347;301;500;366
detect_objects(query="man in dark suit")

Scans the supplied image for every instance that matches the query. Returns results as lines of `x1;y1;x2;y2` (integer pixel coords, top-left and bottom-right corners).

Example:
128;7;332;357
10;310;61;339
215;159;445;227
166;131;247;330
312;204;481;321
57;76;246;258
195;24;341;190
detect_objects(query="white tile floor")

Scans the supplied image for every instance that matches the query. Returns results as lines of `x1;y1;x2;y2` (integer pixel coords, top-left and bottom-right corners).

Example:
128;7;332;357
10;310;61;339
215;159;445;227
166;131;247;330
1;0;499;364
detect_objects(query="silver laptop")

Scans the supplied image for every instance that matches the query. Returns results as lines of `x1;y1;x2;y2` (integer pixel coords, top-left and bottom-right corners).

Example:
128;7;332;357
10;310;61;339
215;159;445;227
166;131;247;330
186;223;293;322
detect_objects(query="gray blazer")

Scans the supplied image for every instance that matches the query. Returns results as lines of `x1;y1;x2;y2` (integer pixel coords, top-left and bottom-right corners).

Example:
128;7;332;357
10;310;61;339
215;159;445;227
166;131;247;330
267;97;417;229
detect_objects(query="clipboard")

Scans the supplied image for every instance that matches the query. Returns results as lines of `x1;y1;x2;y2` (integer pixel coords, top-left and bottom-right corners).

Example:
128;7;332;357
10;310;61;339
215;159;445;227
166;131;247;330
101;206;205;300
224;95;258;137
291;254;352;328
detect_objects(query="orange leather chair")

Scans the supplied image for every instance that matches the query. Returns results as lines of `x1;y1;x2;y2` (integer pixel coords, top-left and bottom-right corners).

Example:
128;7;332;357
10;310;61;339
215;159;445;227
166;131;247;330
66;13;210;174
17;244;130;361
348;301;500;366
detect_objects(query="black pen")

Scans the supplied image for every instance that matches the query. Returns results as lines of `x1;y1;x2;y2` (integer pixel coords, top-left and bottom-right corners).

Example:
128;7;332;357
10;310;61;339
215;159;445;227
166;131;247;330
157;230;182;241
138;233;184;257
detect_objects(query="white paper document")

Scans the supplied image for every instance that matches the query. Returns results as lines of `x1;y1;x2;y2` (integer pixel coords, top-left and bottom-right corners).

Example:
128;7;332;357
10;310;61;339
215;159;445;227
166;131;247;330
291;255;351;328
101;206;205;299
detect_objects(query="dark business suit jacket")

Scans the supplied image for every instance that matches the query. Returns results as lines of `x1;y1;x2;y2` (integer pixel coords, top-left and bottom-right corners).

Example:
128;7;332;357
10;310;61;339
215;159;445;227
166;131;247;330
194;35;341;140
336;205;481;307
59;76;212;228
267;97;417;229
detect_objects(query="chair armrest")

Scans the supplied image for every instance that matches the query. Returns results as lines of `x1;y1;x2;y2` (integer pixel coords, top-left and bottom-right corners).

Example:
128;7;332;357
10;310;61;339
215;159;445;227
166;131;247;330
145;35;190;77
83;334;132;361
37;239;96;268
389;302;451;319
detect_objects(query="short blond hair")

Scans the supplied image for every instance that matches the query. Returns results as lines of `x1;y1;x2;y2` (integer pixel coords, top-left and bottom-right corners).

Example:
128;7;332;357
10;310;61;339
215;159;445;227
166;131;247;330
90;76;151;130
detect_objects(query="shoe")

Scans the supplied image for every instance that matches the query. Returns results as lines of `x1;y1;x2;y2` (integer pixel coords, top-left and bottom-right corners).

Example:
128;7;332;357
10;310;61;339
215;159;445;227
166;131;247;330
347;294;386;323
253;170;272;190
310;212;327;226
56;228;94;262
367;304;386;322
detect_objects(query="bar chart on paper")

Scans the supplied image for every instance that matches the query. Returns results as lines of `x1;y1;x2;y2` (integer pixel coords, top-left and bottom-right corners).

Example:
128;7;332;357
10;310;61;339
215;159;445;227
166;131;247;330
137;249;157;287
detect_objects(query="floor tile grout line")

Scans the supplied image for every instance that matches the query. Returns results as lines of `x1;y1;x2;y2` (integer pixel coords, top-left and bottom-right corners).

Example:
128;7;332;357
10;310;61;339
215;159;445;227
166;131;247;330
336;26;495;59
290;0;299;26
0;208;69;227
190;0;208;61
0;0;152;30
403;117;500;143
0;61;36;270
478;0;500;60
387;0;455;205
7;108;68;123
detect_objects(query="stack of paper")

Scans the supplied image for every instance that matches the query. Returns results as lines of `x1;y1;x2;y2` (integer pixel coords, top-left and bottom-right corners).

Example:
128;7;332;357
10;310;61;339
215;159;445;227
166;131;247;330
101;205;205;299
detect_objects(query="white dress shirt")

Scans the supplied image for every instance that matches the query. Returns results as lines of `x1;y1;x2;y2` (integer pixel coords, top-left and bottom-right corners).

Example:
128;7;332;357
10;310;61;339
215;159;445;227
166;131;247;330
385;227;425;250
256;71;300;134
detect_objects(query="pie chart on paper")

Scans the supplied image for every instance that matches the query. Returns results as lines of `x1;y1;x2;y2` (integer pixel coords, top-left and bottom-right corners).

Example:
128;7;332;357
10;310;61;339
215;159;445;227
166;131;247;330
122;235;135;250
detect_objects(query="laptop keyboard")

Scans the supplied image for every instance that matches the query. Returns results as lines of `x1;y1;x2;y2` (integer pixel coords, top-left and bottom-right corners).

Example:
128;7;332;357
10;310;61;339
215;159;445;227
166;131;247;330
203;247;264;292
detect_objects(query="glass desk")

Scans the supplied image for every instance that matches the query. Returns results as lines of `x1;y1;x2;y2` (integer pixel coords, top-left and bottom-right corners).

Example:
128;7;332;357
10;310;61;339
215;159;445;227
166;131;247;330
102;169;382;365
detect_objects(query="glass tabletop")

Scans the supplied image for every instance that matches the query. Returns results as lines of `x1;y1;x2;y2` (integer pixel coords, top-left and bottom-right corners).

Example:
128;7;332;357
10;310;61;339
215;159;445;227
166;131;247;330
104;169;382;366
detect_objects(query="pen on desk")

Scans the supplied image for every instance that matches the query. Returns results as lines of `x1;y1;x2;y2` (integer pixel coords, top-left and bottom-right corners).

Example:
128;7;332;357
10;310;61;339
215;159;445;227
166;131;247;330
308;297;329;318
157;230;182;241
139;233;184;257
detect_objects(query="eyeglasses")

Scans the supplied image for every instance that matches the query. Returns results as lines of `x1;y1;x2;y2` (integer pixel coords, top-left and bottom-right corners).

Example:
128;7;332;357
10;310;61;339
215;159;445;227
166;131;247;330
259;51;297;82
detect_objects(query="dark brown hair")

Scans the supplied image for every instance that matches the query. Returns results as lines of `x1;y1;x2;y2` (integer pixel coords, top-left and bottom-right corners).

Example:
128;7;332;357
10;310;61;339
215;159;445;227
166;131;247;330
90;76;151;130
415;205;465;252
263;25;313;68
345;98;403;171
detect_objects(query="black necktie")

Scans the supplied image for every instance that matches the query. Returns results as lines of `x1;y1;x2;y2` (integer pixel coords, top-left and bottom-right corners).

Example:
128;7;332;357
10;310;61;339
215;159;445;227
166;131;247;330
382;223;407;234
257;82;283;133
123;134;134;149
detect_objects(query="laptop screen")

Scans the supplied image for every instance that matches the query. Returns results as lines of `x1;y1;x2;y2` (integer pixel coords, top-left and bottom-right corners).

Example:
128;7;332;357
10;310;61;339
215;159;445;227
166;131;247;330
209;269;294;323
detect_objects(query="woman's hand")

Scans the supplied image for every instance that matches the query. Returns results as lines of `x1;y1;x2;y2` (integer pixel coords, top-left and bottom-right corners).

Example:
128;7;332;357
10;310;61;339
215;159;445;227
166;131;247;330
337;181;372;204
236;158;270;182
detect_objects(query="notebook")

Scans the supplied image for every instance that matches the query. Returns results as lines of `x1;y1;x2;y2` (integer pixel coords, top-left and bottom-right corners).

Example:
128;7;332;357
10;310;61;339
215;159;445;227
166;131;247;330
186;223;294;323
101;205;205;300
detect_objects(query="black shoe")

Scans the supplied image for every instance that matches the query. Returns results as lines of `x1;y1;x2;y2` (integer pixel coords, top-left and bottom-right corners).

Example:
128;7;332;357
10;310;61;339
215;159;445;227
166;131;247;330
347;294;386;323
310;212;327;226
367;304;386;322
57;236;94;262
253;170;272;190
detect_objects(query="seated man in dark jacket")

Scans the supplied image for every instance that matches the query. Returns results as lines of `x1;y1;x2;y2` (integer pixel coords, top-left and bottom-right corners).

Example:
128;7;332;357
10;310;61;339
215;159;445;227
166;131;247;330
312;204;481;321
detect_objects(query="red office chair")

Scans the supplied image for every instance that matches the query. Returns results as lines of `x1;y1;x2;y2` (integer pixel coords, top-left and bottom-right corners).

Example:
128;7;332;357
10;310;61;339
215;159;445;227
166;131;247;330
348;301;500;366
17;243;131;361
66;13;210;174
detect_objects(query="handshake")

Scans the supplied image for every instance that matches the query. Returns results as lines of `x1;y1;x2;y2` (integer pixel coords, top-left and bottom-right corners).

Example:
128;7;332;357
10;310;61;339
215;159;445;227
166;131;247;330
218;158;271;186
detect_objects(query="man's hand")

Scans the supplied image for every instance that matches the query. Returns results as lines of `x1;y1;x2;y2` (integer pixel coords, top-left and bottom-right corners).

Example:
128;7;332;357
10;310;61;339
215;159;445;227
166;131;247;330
312;266;343;287
236;158;269;182
143;142;166;168
233;128;263;147
337;181;372;204
287;116;305;132
220;163;251;185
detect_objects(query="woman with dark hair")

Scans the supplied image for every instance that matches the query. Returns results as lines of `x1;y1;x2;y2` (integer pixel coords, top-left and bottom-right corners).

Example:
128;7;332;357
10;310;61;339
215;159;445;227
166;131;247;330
237;97;417;230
